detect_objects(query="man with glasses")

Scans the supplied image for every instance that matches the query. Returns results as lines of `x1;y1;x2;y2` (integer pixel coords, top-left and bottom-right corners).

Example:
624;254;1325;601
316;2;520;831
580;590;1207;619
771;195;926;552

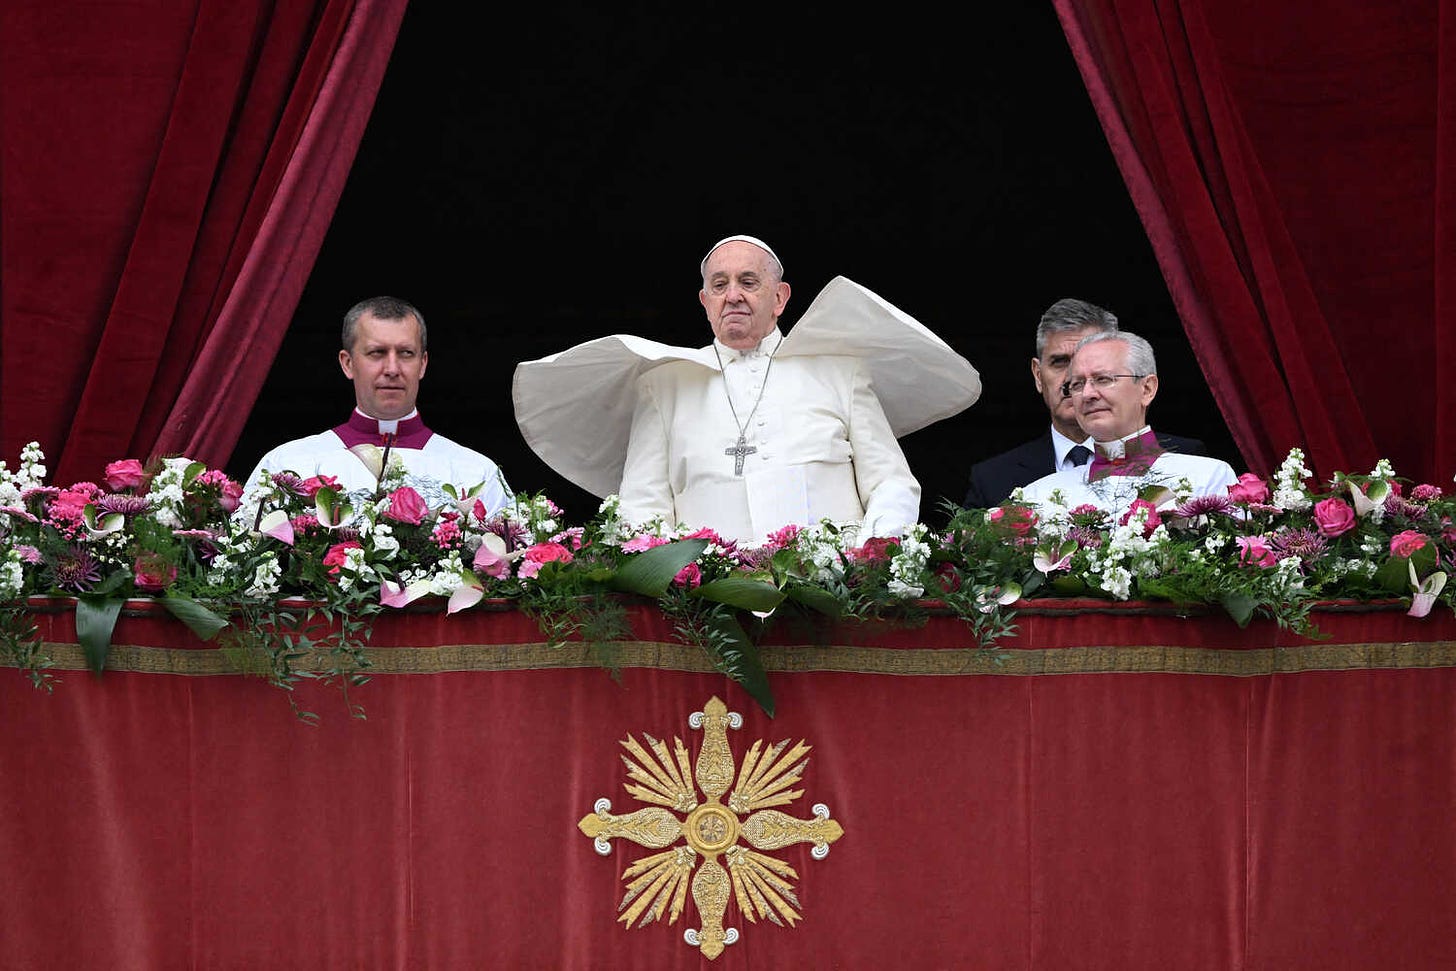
1018;330;1237;513
962;299;1206;509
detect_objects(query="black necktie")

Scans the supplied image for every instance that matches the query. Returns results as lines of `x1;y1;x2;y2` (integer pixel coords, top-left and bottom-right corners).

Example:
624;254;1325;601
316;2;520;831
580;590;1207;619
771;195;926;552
1067;445;1093;467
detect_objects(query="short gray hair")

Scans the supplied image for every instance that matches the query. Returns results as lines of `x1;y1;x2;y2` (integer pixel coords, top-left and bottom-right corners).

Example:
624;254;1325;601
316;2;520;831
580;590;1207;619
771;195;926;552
1074;329;1157;377
1035;298;1118;357
342;296;427;353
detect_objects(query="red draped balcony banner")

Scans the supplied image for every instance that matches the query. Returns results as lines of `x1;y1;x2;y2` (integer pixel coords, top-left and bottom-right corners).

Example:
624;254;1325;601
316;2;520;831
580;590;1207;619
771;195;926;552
3;600;1455;969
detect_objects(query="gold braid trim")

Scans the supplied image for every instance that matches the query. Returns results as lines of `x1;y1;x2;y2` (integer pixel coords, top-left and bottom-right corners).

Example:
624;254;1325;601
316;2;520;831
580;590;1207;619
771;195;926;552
27;639;1456;677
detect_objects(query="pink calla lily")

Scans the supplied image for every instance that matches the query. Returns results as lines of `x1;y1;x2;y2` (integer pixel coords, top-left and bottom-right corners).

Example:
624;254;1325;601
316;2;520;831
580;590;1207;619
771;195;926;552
257;509;295;545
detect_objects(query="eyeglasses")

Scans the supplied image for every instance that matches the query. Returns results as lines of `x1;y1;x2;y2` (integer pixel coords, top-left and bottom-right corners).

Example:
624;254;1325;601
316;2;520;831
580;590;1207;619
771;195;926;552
1060;374;1144;398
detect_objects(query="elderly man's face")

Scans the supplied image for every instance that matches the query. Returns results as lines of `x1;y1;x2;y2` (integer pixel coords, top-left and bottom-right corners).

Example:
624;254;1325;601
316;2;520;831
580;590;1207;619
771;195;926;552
338;312;428;420
1032;326;1103;436
699;241;790;350
1066;338;1157;441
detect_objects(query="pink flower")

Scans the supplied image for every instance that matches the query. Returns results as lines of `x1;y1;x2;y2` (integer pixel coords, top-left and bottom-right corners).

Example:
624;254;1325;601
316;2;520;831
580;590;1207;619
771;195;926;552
1412;484;1443;502
682;526;726;545
989;505;1038;537
517;541;574;579
848;536;899;564
1236;535;1277;568
1313;497;1357;537
132;552;177;593
621;534;670;553
384;486;428;525
551;526;586;551
50;483;102;522
218;478;243;513
473;541;514;579
672;562;702;588
323;541;363;579
1390;530;1429;558
1226;473;1270;505
1119;499;1162;537
104;459;148;491
300;474;341;498
764;523;801;550
290;513;320;535
432;514;463;549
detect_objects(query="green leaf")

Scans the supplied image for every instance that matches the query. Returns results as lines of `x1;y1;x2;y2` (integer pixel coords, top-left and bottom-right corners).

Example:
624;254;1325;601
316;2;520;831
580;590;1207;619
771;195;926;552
691;576;785;612
610;539;708;597
1049;575;1091;596
1219;592;1257;628
161;593;229;641
705;611;774;717
783;581;843;619
1373;555;1410;594
76;594;124;676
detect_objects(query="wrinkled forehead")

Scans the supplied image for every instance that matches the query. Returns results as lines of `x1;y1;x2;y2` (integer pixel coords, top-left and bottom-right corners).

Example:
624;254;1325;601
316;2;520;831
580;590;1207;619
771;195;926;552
1069;339;1126;374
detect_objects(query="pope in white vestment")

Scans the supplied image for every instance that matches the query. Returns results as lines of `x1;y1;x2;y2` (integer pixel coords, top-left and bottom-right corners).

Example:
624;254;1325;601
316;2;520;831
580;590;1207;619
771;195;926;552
512;236;981;546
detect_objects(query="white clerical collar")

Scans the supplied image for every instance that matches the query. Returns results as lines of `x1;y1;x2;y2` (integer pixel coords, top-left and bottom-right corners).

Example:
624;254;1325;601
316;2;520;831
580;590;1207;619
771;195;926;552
713;328;783;363
1050;426;1092;468
354;407;418;435
1092;425;1151;460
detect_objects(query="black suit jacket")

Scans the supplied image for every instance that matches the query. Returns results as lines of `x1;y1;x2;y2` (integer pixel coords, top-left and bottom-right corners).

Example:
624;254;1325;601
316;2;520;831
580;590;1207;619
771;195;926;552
962;429;1207;509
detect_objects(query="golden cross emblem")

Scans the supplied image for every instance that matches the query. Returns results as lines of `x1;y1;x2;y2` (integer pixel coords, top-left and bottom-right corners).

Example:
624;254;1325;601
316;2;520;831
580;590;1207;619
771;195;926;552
578;696;845;960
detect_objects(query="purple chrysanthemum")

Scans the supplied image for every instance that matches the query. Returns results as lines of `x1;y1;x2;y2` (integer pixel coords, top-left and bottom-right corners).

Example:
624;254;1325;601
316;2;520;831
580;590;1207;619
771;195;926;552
483;517;531;552
96;493;150;516
50;545;103;593
15;544;43;564
1171;494;1233;519
1383;492;1426;522
269;472;307;495
1068;525;1103;549
0;506;38;523
1270;527;1328;565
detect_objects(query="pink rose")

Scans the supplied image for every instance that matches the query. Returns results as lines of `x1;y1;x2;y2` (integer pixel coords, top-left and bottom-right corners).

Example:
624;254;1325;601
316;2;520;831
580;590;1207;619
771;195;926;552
1313;497;1356;537
323;541;363;579
1390;530;1428;558
517;541;574;579
301;474;341;498
132;552;177;593
848;536;899;564
1226;473;1270;505
384;486;428;525
989;505;1038;537
1120;498;1162;537
934;561;963;594
672;562;702;588
1236;535;1277;568
104;459;148;491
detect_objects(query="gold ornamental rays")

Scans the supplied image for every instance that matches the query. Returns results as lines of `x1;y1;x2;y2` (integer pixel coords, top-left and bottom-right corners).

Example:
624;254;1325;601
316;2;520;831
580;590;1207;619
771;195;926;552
578;696;844;960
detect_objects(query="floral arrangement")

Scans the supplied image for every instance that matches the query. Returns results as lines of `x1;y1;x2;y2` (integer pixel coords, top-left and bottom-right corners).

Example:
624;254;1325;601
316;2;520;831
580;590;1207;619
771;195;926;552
1;443;1452;718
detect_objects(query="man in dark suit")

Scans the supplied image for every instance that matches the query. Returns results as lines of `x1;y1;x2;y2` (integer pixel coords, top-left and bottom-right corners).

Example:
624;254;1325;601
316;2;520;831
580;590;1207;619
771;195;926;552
963;298;1204;508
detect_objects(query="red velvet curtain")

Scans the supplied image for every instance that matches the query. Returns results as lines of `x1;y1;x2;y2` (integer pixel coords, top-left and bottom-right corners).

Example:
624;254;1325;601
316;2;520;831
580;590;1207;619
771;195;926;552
0;0;406;485
1053;0;1455;485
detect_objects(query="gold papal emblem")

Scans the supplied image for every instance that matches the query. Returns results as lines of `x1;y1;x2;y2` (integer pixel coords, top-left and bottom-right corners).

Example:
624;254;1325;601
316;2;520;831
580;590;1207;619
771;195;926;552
578;696;845;960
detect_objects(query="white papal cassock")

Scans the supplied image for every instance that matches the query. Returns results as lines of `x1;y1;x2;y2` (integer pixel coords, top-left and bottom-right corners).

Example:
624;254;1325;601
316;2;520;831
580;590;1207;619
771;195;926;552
512;276;981;546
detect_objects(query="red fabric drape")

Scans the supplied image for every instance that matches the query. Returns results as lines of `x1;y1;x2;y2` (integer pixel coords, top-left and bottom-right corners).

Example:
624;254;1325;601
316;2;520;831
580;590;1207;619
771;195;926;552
1053;0;1454;485
4;605;1456;968
0;0;404;485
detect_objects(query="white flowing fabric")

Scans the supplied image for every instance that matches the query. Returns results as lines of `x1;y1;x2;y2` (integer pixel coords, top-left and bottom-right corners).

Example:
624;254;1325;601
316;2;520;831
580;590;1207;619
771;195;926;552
511;275;982;510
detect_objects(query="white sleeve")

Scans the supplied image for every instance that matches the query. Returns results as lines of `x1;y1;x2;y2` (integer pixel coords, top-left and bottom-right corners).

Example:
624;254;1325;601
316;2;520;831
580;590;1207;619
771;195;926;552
847;359;922;537
616;374;676;528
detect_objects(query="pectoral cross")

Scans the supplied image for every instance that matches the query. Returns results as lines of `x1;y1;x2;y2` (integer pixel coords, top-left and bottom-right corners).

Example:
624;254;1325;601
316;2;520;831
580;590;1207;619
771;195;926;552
725;435;756;476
